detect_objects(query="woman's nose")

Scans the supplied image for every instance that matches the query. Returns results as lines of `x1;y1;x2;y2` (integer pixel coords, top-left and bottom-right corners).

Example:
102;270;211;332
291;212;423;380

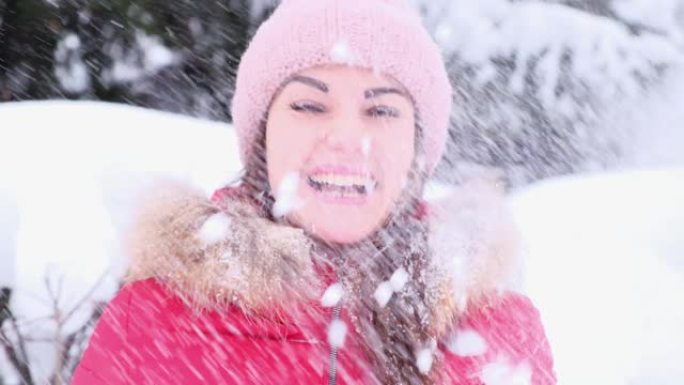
323;112;367;153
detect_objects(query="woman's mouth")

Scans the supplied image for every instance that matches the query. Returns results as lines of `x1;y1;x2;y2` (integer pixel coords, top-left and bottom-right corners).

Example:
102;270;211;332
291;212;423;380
306;173;377;198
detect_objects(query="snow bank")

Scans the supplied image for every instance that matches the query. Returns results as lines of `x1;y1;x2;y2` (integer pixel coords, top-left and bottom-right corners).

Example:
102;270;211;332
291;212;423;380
0;101;240;382
511;168;684;385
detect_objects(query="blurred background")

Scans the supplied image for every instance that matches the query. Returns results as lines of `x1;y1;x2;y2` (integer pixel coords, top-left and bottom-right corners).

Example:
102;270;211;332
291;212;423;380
1;0;683;384
2;0;682;184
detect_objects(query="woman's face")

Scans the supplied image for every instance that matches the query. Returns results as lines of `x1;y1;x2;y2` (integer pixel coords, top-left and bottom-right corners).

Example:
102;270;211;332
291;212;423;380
266;65;416;244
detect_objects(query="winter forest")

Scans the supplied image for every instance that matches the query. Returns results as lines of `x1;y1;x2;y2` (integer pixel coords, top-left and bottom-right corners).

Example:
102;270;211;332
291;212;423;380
1;0;683;384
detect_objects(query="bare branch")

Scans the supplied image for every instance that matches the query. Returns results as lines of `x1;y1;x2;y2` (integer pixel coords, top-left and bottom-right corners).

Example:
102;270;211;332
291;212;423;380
9;310;32;384
0;287;34;385
62;270;110;323
0;287;10;326
62;301;106;381
50;270;111;385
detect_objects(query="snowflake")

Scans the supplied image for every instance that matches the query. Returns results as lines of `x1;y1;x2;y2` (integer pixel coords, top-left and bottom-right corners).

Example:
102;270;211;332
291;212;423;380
198;212;232;245
328;319;348;348
447;329;488;357
321;283;345;307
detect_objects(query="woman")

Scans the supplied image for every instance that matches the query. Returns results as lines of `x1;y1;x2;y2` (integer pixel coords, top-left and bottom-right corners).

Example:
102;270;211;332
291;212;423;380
72;0;556;384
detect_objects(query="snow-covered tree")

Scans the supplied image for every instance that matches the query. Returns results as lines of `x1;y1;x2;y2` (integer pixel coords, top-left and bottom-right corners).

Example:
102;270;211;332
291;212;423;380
415;0;684;184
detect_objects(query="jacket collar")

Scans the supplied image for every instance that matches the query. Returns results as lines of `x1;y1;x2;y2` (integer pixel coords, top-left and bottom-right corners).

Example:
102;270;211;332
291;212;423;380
124;180;521;331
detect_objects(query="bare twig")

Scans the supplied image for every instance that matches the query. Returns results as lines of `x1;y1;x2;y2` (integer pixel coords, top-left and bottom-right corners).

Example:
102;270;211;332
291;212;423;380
0;288;10;326
62;301;106;380
0;331;33;385
49;271;111;385
1;271;114;385
0;287;34;385
9;311;33;385
50;277;65;385
62;270;110;324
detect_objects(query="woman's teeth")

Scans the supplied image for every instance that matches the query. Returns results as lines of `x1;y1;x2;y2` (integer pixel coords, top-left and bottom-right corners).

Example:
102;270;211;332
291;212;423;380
307;174;376;195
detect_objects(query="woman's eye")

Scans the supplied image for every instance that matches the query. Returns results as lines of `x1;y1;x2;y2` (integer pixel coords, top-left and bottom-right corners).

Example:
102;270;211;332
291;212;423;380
368;105;400;118
289;102;326;114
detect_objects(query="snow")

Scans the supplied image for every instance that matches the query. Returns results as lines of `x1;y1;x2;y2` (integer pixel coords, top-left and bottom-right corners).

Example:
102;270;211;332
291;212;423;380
0;194;19;288
54;33;90;93
1;101;683;384
614;68;684;169
102;31;177;85
63;34;81;50
0;101;240;383
329;39;356;65
480;359;532;385
321;283;345;307
415;347;434;374
364;179;376;195
361;135;371;157
198;212;232;245
389;267;409;292
419;0;683;109
447;329;488;357
511;168;684;385
138;32;176;70
373;281;394;308
272;172;302;217
327;319;348;348
612;0;684;47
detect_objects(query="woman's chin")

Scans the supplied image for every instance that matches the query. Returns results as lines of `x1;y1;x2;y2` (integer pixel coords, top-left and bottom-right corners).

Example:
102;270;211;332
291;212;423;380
313;229;368;244
296;216;379;245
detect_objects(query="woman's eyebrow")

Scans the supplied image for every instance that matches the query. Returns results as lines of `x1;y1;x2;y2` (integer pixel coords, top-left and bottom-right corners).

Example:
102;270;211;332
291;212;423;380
364;87;407;99
283;75;329;93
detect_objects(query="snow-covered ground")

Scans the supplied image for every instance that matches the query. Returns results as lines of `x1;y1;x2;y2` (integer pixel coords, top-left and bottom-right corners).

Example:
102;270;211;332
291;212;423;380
0;101;241;383
511;169;684;385
1;101;682;384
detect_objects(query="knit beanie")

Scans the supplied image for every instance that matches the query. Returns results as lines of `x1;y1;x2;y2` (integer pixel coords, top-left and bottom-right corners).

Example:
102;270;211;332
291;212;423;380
231;0;453;174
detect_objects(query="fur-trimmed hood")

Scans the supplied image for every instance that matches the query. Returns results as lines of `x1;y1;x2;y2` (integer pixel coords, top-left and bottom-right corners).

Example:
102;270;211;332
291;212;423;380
124;179;521;331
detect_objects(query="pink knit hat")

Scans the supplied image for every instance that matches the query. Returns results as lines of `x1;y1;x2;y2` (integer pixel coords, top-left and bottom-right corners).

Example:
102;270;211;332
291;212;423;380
231;0;453;174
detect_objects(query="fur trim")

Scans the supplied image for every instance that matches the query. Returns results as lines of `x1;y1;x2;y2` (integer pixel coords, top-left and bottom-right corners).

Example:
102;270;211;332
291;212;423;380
124;179;520;324
430;179;522;331
124;180;320;313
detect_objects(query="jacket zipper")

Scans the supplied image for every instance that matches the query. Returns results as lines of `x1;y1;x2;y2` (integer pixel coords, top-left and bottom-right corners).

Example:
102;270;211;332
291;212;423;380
328;304;342;385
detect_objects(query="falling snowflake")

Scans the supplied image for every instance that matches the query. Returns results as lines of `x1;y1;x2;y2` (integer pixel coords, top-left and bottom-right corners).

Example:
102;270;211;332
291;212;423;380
416;348;434;374
365;179;376;196
328;319;348;348
330;39;356;64
272;172;302;217
198;212;232;245
64;34;81;50
321;283;345;307
361;135;372;157
480;359;532;385
373;281;394;307
389;267;409;292
447;329;488;357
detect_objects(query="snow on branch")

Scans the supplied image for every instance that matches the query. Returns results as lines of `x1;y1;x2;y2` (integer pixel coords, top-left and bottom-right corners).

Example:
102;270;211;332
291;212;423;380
422;0;683;106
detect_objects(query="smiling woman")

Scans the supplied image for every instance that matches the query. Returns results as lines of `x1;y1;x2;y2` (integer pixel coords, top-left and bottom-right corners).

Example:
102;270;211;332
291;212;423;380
72;0;556;384
266;66;417;243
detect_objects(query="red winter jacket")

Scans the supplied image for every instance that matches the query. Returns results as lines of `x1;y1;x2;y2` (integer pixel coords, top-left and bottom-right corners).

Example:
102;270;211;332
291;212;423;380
72;278;554;384
72;183;556;384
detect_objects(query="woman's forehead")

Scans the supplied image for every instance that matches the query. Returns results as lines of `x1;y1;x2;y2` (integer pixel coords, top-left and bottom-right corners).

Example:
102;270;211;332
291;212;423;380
288;65;407;93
